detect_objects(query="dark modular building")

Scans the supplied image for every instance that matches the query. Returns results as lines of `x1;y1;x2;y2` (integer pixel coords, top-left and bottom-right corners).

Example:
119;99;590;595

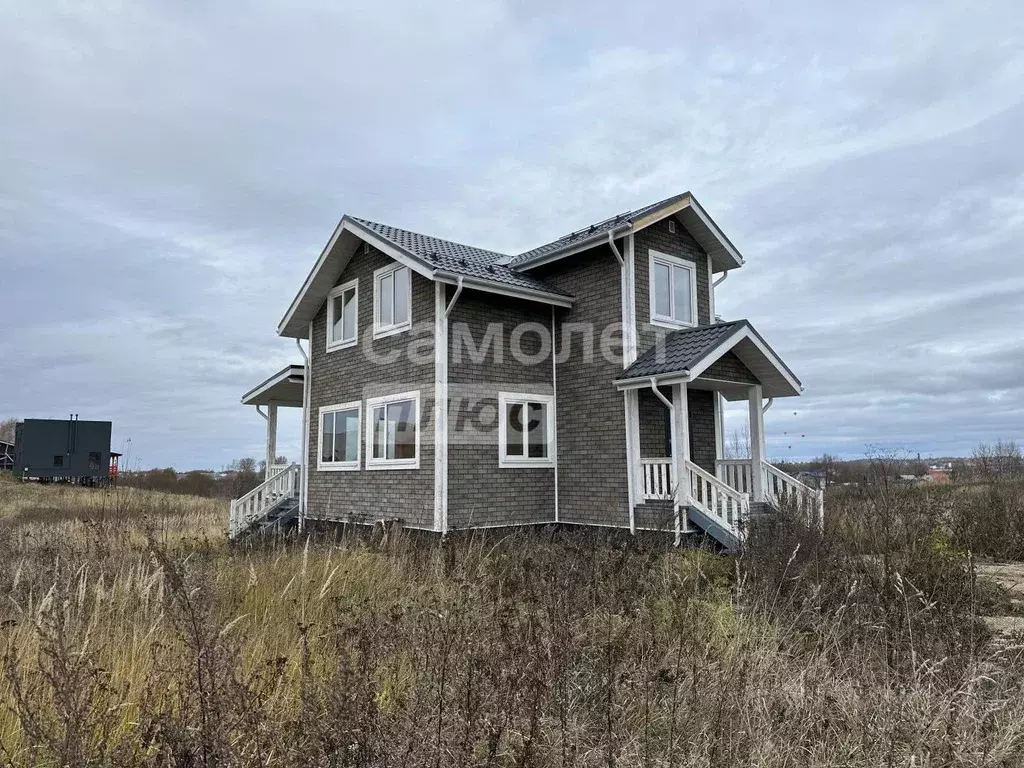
13;417;113;483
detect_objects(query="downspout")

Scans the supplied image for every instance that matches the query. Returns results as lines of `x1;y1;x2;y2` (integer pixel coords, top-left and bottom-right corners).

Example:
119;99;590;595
256;405;267;420
607;231;624;266
296;335;310;532
713;270;729;287
762;397;774;414
649;377;674;409
445;276;464;317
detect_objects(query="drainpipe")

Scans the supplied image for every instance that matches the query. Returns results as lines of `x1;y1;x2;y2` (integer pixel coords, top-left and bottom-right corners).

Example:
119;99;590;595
762;398;774;414
296;336;309;532
649;377;674;409
607;231;624;266
445;276;464;317
713;270;729;287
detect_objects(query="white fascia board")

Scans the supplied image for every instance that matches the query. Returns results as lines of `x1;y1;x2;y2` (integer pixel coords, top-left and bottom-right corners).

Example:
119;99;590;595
433;272;574;308
613;373;690;391
686;325;802;396
277;217;434;338
510;224;633;271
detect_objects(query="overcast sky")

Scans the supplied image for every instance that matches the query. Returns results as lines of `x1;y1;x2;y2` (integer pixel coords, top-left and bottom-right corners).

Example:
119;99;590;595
2;1;1022;469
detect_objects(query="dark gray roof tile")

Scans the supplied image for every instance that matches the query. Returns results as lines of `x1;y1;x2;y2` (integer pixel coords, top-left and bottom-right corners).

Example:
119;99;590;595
350;217;571;298
619;321;746;380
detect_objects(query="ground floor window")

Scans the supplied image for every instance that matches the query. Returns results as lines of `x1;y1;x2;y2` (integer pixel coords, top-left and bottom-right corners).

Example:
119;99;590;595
366;391;420;469
319;401;361;470
498;392;555;468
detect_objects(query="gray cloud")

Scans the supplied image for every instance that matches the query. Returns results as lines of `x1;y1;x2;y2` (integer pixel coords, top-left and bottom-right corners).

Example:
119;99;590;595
1;0;1022;467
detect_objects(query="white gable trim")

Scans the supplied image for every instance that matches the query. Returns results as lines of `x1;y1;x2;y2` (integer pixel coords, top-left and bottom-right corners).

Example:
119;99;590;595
686;325;802;395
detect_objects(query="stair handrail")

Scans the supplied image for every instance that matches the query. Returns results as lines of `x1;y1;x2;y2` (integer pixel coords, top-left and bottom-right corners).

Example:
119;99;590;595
229;463;300;538
685;459;750;529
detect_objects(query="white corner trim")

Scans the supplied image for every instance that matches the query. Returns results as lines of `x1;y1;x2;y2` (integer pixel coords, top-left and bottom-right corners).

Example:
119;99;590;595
325;278;359;352
497;391;556;469
365;389;421;470
648;249;698;329
372;262;413;340
434;283;448;532
316;400;362;471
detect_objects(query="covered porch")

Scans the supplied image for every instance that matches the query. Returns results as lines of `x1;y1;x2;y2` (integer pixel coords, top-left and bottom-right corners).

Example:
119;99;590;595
230;364;305;538
618;320;822;548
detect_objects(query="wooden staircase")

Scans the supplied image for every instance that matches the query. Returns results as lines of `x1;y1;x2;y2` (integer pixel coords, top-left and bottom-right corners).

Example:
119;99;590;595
228;463;300;539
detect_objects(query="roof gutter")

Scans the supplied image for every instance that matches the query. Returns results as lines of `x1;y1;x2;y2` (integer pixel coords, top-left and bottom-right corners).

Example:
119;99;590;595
513;221;633;271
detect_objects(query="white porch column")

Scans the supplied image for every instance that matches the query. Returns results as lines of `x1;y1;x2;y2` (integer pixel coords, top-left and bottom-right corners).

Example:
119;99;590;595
623;389;641;532
748;384;766;503
671;382;692;537
265;403;278;479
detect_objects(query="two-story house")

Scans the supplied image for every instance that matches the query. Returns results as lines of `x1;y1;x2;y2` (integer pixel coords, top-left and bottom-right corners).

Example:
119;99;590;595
230;192;822;549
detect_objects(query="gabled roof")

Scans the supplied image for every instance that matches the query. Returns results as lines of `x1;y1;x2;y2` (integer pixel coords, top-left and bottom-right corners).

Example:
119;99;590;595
506;191;744;273
616;320;802;399
278;217;574;338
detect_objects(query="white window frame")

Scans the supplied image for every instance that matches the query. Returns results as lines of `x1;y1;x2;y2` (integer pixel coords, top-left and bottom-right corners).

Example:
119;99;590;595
372;263;413;339
326;279;359;352
649;250;698;329
317;401;362;471
498;392;556;469
365;390;420;470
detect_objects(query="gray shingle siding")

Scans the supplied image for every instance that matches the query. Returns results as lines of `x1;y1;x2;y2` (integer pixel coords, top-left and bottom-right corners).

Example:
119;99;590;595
639;388;671;459
701;351;759;384
446;288;555;529
637;387;717;473
534;245;630;528
307;244;436;529
634;217;712;357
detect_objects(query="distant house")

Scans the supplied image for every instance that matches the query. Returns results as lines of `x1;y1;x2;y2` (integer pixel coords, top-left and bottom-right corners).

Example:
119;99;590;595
926;468;952;484
12;418;116;483
231;192;824;548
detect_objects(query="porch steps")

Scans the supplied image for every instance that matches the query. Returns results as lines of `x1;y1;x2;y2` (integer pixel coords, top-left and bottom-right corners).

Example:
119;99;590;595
228;463;301;539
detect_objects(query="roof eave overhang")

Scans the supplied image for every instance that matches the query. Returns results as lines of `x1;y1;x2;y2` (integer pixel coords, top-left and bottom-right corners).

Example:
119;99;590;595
241;365;306;406
513;193;744;275
433;271;574;308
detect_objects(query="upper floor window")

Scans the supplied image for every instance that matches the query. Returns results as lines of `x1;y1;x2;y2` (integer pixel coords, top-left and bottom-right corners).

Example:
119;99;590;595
649;250;697;328
327;279;358;351
373;263;411;338
498;392;555;468
366;390;419;469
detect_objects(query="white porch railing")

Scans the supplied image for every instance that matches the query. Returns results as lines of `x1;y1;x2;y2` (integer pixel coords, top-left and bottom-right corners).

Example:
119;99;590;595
687;460;749;529
266;462;290;480
763;462;825;528
716;459;755;496
715;459;824;528
641;458;674;500
229;463;300;539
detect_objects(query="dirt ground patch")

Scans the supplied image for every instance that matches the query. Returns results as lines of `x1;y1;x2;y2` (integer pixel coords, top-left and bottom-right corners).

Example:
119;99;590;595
979;562;1024;645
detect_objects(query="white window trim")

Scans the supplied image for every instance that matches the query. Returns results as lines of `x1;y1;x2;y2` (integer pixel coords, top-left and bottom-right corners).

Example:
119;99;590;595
649;249;698;330
326;279;359;352
317;401;362;471
498;392;556;469
372;263;413;339
365;390;421;470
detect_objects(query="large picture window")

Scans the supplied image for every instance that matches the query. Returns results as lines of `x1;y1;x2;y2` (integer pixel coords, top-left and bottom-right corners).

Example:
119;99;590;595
373;263;411;338
326;279;358;351
498;392;555;468
366;391;420;469
650;250;697;328
318;402;361;471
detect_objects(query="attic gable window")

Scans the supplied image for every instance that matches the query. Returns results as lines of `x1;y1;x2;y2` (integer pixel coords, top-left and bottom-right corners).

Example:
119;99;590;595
373;263;412;338
649;250;697;328
326;279;358;351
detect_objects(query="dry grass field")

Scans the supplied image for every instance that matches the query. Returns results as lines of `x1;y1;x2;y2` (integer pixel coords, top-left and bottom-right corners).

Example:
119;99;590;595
2;472;1024;767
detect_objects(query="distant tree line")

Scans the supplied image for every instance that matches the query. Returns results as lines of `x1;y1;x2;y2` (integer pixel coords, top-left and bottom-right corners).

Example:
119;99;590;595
120;456;288;499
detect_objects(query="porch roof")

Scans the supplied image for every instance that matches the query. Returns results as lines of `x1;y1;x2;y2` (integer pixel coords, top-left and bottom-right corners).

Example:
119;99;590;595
615;320;802;399
241;365;305;407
